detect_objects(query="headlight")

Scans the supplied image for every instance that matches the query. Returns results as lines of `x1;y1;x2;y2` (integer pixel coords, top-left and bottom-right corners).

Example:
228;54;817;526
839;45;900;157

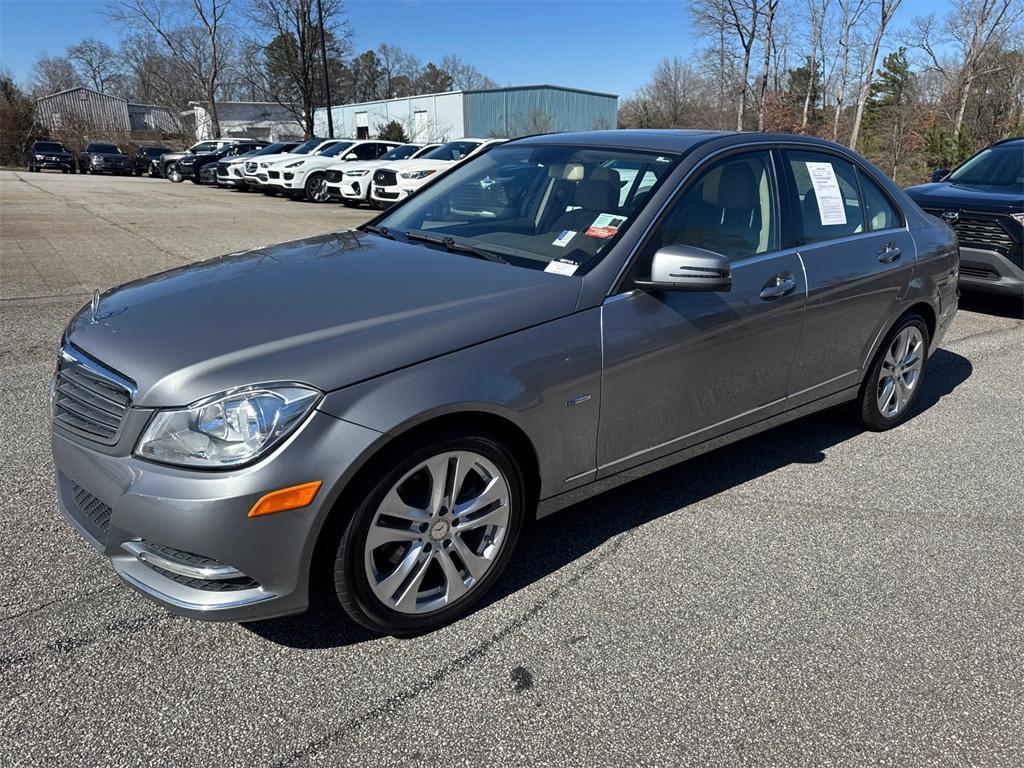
136;384;320;468
286;160;305;168
400;169;437;180
1011;212;1024;226
345;169;370;177
34;153;44;160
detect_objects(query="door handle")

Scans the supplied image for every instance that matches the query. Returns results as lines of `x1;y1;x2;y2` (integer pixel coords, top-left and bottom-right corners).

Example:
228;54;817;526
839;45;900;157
760;273;797;300
878;243;902;263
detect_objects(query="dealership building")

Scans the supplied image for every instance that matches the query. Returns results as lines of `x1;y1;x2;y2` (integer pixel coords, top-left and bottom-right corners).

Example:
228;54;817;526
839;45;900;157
313;84;618;142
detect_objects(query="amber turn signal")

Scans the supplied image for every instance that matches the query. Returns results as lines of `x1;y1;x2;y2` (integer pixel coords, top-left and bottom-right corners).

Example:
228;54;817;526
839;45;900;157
248;481;322;518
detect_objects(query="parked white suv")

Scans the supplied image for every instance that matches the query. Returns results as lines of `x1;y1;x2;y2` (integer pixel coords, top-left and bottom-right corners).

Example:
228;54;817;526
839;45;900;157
242;138;348;194
369;139;504;208
326;143;440;207
269;140;400;202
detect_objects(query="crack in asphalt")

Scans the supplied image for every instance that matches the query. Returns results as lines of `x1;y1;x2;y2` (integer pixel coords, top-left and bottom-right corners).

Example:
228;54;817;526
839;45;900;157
0;585;121;625
12;173;191;265
269;531;632;767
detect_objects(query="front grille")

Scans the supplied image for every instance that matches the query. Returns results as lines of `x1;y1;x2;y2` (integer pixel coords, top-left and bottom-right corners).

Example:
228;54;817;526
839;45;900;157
374;169;397;186
960;265;1001;280
925;209;1017;253
245;161;257;173
216;163;229;177
68;477;113;539
268;170;280;180
326;169;343;183
52;346;133;445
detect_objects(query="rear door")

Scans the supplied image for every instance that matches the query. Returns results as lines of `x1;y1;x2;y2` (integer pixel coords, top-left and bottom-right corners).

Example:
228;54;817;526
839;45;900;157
597;148;806;476
781;149;915;403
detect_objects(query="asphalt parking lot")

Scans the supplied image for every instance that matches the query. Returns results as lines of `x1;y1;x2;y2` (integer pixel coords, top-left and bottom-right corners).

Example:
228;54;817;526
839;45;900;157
1;168;1023;767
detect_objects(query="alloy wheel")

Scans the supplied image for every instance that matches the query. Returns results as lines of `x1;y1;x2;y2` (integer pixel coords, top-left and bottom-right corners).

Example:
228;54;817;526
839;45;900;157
307;175;330;202
363;450;511;615
876;325;924;418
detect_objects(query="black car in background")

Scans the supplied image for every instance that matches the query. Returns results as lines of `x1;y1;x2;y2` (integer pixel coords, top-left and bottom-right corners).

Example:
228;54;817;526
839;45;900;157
905;137;1024;297
28;140;77;173
215;141;300;189
171;141;269;183
79;142;133;175
198;147;264;184
134;145;175;177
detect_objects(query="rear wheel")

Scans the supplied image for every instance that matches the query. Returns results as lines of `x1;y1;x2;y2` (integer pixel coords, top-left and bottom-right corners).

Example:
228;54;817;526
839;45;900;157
333;432;525;635
856;313;930;431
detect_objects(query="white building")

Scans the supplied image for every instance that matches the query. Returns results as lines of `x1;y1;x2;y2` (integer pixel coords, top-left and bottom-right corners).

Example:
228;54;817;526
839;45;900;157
188;101;305;142
314;84;618;142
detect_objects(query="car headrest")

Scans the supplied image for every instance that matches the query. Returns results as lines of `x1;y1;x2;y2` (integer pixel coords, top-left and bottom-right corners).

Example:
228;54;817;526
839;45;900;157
550;163;585;180
574;167;621;210
702;162;757;209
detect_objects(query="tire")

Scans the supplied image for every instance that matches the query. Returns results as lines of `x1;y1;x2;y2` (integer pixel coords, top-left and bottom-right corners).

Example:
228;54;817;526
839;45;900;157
304;173;331;203
332;431;526;635
167;167;184;183
369;197;387;210
855;313;930;431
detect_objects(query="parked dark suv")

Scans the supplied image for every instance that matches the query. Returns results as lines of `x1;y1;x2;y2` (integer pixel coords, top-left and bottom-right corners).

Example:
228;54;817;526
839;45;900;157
171;141;268;183
79;142;133;175
134;145;175;177
28;140;77;173
905;137;1024;297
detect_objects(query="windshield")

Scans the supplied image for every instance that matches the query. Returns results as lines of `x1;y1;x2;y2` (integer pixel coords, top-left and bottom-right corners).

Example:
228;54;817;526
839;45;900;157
291;138;324;155
88;144;121;154
948;144;1024;186
380;144;421;161
143;147;170;157
319;141;355;158
377;144;680;274
422;141;483;162
35;142;64;152
253;142;293;157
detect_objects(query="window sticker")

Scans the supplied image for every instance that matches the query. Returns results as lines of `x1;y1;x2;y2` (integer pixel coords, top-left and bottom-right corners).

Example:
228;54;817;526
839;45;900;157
552;230;577;247
544;258;580;276
584;213;627;239
805;161;847;226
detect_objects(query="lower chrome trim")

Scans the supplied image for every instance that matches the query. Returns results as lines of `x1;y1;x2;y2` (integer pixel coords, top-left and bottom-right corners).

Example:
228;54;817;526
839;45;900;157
115;561;276;612
787;369;859;399
121;541;243;581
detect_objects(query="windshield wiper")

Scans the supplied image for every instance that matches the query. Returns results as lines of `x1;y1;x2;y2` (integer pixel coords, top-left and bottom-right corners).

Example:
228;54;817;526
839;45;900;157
404;231;508;264
360;224;396;240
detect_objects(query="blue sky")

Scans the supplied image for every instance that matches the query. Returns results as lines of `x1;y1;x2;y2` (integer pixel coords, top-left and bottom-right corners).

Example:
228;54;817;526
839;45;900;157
1;0;943;98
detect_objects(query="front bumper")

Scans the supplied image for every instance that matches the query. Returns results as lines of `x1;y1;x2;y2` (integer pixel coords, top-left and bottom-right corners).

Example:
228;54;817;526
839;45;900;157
370;184;410;205
957;246;1024;297
52;409;385;622
332;178;368;200
36;158;74;170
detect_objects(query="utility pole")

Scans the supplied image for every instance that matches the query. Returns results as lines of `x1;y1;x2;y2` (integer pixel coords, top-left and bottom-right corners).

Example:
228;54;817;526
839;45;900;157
316;0;334;138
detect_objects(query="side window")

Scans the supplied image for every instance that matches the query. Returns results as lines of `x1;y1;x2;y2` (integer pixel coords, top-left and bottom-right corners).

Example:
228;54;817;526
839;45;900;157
353;143;378;160
786;151;863;244
859;171;900;231
643;151;777;261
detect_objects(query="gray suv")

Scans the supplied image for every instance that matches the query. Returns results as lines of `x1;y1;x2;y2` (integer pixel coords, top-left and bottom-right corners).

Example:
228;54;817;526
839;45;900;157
51;130;959;634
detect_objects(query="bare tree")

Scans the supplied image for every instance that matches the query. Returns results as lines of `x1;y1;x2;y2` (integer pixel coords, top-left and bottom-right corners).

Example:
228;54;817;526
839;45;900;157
908;0;1024;137
245;0;350;136
831;0;870;140
110;0;237;137
694;0;762;130
68;39;124;94
800;0;831;131
757;0;781;130
439;55;496;90
848;0;903;150
28;55;81;97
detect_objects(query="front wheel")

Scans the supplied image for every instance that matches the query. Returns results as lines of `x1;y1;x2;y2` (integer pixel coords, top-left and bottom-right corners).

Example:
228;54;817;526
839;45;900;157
167;166;184;183
304;173;331;202
333;433;525;635
856;313;930;431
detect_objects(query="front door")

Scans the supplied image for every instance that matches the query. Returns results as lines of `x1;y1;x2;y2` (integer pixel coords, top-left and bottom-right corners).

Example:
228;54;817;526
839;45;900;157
780;149;916;401
598;149;806;476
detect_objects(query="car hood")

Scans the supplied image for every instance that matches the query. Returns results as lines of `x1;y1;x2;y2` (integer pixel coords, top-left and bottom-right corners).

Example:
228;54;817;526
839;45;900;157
66;232;581;407
904;182;1024;214
379;159;455;174
273;155;336;171
330;158;391;173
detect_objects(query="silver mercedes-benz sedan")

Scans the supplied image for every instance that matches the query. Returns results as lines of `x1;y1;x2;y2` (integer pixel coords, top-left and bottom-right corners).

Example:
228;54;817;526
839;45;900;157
51;130;959;634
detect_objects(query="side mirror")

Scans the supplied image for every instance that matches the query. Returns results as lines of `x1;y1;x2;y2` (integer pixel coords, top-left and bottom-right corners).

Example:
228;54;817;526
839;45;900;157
635;245;732;292
345;153;358;160
930;168;950;182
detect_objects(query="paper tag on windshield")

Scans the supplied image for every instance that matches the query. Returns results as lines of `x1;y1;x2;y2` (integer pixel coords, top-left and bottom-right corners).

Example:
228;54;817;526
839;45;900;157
805;162;847;226
545;258;579;276
552;230;576;247
585;213;627;238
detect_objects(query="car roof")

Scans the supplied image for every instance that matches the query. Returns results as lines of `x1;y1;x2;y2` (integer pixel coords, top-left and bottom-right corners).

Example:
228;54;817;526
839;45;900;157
990;136;1023;147
507;129;865;155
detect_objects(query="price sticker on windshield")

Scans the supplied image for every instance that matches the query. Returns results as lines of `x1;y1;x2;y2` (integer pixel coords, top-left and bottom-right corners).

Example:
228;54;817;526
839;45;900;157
544;258;580;276
552;230;577;247
585;213;627;239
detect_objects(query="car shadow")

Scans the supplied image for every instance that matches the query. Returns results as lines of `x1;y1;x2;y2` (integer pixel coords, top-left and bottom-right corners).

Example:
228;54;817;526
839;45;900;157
959;290;1023;319
244;348;972;649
